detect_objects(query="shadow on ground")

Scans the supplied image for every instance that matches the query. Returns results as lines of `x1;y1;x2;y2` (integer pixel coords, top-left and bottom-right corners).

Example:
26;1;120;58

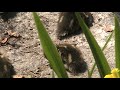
0;12;18;21
0;55;16;78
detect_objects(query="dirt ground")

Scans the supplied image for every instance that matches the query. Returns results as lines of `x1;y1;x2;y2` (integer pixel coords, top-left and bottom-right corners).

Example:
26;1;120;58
0;12;115;78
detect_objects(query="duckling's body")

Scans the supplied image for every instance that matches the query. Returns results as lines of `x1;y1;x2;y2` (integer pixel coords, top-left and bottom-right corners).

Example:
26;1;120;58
56;44;87;75
57;12;94;40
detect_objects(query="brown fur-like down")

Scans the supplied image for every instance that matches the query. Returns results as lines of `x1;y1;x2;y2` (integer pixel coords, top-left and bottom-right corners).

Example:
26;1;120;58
56;44;87;75
57;12;94;40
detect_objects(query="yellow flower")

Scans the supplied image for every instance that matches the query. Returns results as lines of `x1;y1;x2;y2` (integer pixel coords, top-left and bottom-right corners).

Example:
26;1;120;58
104;68;120;78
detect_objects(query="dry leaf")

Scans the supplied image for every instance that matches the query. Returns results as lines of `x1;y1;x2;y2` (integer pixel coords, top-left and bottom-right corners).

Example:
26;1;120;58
1;38;8;44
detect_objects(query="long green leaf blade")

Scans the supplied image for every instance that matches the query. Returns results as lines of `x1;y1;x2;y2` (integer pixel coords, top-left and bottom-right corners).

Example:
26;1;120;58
88;31;114;78
33;12;68;78
115;15;120;69
75;12;111;77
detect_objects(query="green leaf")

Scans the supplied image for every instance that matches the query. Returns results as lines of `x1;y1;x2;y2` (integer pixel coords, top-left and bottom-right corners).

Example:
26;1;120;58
114;15;120;69
88;62;96;78
75;12;111;78
33;12;68;78
88;31;114;78
52;70;55;78
102;31;114;51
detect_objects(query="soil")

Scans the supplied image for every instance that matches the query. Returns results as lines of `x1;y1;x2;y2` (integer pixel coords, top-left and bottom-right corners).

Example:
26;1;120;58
0;12;115;78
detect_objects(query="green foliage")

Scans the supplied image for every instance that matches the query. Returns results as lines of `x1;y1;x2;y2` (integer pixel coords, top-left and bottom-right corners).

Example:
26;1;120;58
88;31;114;78
115;15;120;69
33;12;68;78
33;12;120;78
75;12;111;77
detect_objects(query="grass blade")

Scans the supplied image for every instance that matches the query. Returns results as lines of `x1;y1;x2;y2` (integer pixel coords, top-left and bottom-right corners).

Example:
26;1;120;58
114;15;120;69
52;70;55;78
102;31;114;51
33;12;68;78
88;62;96;78
88;31;114;78
75;12;111;77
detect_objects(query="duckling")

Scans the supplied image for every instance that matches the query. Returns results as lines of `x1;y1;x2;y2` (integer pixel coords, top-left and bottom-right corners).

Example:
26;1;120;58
57;12;94;40
56;44;87;75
